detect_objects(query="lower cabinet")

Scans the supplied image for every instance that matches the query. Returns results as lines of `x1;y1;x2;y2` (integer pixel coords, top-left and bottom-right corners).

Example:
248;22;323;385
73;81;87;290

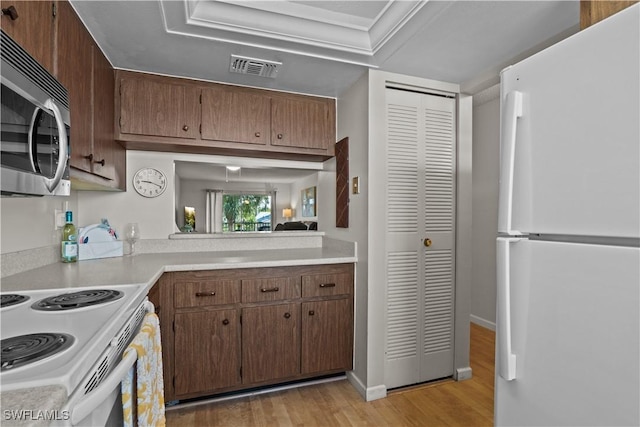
149;263;354;402
174;309;241;396
242;303;300;384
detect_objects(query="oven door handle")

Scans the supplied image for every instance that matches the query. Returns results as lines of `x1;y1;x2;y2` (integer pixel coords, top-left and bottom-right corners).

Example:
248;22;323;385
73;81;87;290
67;301;155;425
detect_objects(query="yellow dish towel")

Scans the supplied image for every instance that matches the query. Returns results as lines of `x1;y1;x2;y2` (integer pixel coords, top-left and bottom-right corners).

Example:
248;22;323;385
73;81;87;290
121;312;166;427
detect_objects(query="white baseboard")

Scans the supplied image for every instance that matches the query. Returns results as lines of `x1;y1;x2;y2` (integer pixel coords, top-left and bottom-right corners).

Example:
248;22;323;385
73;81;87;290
346;372;387;402
455;366;473;381
470;314;496;331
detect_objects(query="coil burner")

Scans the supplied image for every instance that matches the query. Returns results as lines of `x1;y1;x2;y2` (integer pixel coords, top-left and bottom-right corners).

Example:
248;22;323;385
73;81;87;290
32;289;124;311
1;333;74;371
1;294;29;308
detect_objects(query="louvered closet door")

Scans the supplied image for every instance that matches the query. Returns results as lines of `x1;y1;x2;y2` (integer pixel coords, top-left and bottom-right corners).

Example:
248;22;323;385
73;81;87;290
384;88;456;389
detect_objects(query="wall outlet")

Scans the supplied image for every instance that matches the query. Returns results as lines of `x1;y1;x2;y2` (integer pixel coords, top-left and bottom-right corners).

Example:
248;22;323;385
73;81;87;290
54;209;66;229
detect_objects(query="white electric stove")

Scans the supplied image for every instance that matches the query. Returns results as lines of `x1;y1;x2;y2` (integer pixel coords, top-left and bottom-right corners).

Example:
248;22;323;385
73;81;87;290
0;284;150;425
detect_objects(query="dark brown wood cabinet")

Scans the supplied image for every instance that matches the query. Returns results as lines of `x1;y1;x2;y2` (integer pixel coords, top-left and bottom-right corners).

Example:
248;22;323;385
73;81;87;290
242;303;300;384
271;96;334;151
115;70;336;161
174;309;241;396
0;1;56;73
119;76;200;140
55;1;125;190
153;263;353;402
302;298;353;374
201;85;271;146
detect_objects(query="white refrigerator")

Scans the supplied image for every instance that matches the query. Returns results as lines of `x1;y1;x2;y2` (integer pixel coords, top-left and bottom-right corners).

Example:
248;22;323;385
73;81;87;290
495;4;640;426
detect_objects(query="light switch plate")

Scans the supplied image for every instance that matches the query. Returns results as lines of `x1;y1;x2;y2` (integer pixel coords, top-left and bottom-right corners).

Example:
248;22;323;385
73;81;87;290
352;177;360;194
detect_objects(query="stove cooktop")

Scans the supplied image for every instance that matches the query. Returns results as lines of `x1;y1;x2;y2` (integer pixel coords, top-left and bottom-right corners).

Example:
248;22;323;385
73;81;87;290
32;289;124;311
0;284;146;394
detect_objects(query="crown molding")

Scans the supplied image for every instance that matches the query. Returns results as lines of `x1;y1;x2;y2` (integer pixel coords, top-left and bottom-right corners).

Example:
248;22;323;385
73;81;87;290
160;0;427;66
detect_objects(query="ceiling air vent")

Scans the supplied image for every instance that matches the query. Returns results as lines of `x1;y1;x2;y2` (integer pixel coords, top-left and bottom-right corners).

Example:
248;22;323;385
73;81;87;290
229;55;281;78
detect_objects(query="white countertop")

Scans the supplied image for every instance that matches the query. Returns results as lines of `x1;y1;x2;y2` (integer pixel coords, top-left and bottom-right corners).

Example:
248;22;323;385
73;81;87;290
1;247;357;293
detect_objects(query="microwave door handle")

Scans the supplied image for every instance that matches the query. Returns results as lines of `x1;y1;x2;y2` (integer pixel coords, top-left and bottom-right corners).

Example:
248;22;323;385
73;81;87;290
27;109;40;173
42;98;68;193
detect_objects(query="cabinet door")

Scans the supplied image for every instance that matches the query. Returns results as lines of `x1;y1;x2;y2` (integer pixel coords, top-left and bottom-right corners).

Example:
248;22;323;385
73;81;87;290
201;86;270;145
271;97;334;151
0;1;55;73
56;1;93;174
301;298;353;374
242;303;300;384
174;309;241;396
91;45;119;181
119;77;199;139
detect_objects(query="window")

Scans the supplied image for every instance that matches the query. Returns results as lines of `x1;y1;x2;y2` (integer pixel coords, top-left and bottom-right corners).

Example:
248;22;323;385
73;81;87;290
222;193;272;232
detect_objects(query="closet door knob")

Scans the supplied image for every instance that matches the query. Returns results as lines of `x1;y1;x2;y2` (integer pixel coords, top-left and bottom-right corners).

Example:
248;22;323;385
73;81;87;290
255;132;261;137
284;312;291;319
222;319;229;325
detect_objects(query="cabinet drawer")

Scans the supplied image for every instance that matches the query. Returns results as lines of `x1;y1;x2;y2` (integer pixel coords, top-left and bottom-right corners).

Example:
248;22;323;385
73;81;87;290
302;273;353;298
242;277;300;303
175;280;240;308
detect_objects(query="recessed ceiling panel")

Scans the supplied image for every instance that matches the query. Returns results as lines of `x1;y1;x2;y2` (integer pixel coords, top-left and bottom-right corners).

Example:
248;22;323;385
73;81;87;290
160;0;425;65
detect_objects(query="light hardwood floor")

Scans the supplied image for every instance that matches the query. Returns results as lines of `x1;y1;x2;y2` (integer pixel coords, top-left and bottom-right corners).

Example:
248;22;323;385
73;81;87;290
166;323;495;426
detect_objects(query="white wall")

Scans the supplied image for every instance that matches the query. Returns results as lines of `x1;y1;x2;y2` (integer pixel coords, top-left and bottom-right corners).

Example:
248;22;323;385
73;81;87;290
1;193;78;253
323;70;370;394
470;85;501;330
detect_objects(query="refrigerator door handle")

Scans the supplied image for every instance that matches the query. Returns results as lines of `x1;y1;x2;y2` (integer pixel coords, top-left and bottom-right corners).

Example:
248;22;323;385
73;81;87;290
497;237;519;381
498;91;523;235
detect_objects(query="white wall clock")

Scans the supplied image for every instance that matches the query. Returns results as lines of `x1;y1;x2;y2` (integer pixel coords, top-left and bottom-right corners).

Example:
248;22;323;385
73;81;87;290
133;167;167;198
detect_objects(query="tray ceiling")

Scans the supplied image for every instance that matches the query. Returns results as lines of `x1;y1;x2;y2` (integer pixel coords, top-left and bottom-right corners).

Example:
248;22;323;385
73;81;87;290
161;0;425;65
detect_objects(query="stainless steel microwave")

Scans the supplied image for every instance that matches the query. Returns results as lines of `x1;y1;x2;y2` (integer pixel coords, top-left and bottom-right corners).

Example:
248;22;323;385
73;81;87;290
1;30;71;197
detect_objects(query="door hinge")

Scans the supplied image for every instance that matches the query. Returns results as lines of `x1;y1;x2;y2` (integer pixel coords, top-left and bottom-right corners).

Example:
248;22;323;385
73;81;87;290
52;3;56;17
172;320;175;332
119;117;123;128
172;376;175;388
199;93;202;104
240;367;242;379
199;124;201;134
240;315;242;325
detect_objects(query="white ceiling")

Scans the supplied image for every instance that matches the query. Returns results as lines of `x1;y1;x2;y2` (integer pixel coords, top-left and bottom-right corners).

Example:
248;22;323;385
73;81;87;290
70;0;580;98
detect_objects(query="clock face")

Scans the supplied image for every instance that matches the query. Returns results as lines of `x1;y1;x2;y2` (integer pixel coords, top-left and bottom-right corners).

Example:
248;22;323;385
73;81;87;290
133;168;167;198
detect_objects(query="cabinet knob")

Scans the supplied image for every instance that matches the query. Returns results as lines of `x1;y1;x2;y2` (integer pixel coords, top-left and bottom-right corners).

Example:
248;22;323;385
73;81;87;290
284;312;291;319
260;287;279;293
1;6;18;20
255;132;261;138
319;283;336;288
308;310;315;316
183;125;189;131
277;133;284;139
424;238;432;247
222;319;229;325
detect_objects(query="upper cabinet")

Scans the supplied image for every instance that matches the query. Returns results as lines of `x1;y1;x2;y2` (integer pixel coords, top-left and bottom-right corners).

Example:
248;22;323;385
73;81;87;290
200;85;271;146
55;1;125;190
0;1;56;74
2;0;125;190
115;70;336;161
119;77;199;140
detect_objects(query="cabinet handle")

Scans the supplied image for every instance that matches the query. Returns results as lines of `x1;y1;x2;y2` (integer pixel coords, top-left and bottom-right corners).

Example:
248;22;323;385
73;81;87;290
319;283;336;288
195;291;216;297
277;133;284;139
83;154;105;167
183;125;189;131
308;310;315;316
1;6;18;20
255;132;261;137
260;287;279;293
284;312;291;319
222;319;229;325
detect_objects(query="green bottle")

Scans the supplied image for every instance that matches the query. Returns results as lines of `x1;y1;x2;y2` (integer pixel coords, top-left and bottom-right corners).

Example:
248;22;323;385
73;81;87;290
61;211;78;263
